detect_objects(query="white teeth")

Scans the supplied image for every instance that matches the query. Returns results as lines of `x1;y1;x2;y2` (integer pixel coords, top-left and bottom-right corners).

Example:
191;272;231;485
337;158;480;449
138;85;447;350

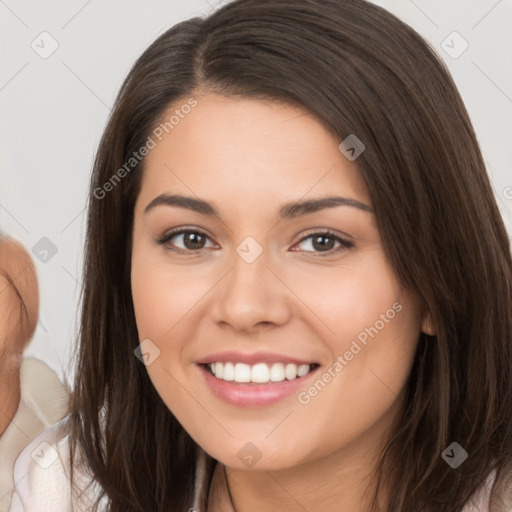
207;361;315;383
234;363;251;382
214;362;223;379
270;363;285;382
251;363;270;383
285;363;297;381
297;364;310;377
223;362;234;381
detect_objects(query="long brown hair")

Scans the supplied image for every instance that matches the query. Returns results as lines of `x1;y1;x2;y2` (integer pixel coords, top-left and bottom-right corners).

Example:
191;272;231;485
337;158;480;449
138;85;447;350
70;0;512;510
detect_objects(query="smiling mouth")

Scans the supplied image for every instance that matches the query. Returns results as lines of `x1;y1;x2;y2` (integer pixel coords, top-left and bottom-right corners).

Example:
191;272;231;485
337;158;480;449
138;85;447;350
202;362;320;385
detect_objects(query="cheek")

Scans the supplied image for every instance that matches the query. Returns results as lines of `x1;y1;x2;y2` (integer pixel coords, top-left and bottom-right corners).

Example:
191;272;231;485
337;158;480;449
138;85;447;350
282;250;409;349
263;257;420;457
130;245;217;399
298;254;420;390
130;248;202;413
131;247;207;340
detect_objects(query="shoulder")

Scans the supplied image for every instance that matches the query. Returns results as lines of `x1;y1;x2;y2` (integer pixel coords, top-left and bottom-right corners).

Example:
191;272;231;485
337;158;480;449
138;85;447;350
19;357;69;426
461;469;512;512
9;416;71;511
9;416;106;512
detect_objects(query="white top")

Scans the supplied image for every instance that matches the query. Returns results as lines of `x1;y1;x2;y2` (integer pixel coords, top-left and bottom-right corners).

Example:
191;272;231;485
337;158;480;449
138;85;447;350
9;416;106;512
0;358;69;512
9;418;497;512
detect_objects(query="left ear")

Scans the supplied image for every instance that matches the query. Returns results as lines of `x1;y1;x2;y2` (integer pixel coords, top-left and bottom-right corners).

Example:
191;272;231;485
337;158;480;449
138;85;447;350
421;309;436;336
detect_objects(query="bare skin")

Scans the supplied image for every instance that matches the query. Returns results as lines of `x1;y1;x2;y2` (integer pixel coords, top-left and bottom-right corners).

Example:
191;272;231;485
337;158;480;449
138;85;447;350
130;93;435;512
0;237;39;435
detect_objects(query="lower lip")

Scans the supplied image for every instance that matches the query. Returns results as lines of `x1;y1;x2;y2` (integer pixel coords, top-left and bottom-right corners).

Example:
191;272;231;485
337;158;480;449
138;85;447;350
197;364;320;408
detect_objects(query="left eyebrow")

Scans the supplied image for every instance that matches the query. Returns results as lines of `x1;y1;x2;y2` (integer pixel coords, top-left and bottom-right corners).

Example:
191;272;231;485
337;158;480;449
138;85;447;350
277;196;372;219
144;193;372;219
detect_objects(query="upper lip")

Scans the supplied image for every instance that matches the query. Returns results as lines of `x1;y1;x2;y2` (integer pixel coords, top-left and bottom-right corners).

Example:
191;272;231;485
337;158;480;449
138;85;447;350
196;351;318;366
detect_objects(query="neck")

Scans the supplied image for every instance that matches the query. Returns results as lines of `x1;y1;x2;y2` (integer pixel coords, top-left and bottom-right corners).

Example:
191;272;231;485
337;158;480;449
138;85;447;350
0;358;21;436
217;401;401;512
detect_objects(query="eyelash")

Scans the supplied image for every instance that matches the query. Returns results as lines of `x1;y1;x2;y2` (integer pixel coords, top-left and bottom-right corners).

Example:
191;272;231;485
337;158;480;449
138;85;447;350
155;228;354;257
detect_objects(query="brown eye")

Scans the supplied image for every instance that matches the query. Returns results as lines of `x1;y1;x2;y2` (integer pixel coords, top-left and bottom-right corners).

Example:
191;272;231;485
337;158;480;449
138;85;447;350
311;234;336;251
156;229;216;252
181;232;207;250
293;231;354;255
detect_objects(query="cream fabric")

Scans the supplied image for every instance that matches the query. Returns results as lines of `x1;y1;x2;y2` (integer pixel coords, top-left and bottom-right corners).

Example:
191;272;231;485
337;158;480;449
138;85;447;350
9;416;106;512
0;358;69;512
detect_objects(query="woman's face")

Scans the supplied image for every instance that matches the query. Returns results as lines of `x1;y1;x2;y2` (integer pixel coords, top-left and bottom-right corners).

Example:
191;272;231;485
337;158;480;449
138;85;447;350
131;93;432;470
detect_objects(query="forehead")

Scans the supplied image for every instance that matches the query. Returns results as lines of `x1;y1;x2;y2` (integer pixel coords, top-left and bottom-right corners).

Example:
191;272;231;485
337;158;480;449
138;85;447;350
138;93;370;210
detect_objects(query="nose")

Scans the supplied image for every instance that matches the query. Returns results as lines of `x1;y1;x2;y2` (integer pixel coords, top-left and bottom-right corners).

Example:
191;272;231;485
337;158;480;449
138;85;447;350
210;244;292;334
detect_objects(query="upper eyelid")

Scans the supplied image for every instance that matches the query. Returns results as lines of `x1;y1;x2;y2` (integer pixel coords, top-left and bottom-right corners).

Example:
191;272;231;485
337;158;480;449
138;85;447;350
158;228;353;249
157;227;216;244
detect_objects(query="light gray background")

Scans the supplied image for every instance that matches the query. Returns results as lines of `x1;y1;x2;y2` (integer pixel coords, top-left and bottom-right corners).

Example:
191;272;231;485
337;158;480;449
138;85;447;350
1;0;511;383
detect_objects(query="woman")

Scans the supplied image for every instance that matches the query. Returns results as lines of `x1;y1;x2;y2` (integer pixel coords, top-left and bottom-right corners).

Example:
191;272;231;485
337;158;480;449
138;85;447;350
10;0;512;510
